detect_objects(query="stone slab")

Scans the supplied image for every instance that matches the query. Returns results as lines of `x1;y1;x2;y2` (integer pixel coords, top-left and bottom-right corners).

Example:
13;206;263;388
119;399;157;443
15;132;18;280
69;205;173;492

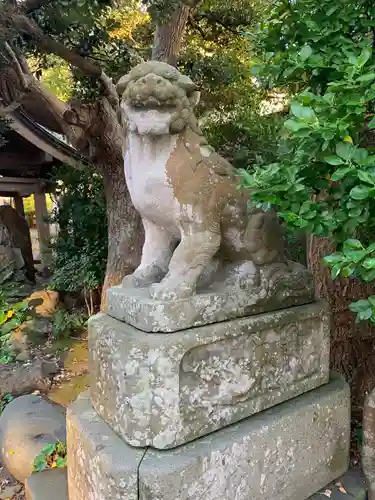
25;469;68;500
139;374;350;500
89;301;330;449
66;392;145;500
309;467;367;499
66;376;350;500
107;261;315;332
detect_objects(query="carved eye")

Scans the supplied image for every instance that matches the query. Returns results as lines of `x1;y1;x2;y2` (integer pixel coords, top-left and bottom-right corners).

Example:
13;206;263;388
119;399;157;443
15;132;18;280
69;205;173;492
140;78;147;84
156;78;163;84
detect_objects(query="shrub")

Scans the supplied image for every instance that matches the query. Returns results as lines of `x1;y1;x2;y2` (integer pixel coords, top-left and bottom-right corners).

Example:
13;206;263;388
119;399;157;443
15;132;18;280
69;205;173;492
50;166;107;314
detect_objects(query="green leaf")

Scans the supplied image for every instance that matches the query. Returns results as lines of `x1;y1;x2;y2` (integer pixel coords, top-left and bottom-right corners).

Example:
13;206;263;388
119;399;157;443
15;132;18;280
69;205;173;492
290;102;317;122
368;116;375;129
325;156;344;166
342;264;355;277
353;148;368;164
343;239;364;251
331;263;342;279
336;142;353;160
284;119;310;132
358;170;375;185
358;308;373;321
331;167;352;180
300;45;313;62
357;73;375;82
345;250;367;262
323;253;344;265
56;457;67;468
350;185;370;200
364;268;375;281
349;299;370;313
40;443;57;456
33;460;47;473
363;258;375;269
299;201;312;214
358;47;372;67
368;296;375;307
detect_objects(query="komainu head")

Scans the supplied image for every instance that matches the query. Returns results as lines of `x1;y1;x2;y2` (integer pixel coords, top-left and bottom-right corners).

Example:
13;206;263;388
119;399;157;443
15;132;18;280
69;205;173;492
116;61;201;136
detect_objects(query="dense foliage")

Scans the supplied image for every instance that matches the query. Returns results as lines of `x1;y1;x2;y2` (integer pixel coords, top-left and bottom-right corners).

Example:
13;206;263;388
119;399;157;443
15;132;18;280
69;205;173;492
242;0;375;323
50;166;107;308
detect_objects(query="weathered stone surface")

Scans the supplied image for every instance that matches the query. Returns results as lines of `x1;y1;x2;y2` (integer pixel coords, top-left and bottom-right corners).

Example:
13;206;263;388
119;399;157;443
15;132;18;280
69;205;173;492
0;358;59;398
309;467;367;499
0;245;16;274
0;484;22;499
117;61;293;305
90;301;330;449
0;395;66;484
139;375;350;500
108;261;314;332
66;376;350;500
67;392;144;500
25;469;68;500
0;205;34;282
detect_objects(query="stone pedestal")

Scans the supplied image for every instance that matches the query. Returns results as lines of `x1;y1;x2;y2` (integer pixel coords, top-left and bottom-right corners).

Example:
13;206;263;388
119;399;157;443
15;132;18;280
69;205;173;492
107;261;314;332
67;294;351;500
67;375;350;500
89;301;330;449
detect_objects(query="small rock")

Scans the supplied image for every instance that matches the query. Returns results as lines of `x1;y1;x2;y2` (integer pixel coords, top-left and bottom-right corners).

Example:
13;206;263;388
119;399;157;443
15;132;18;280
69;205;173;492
27;290;59;317
15;351;31;362
0;395;66;484
0;358;58;397
0;484;22;499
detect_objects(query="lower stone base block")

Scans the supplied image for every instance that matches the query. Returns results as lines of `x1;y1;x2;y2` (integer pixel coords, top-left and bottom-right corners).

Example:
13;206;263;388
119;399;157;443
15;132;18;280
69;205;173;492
67;375;350;500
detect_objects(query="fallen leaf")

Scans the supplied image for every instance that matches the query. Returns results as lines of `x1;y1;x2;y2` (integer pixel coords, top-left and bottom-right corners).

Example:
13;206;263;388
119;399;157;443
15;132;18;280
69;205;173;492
8;451;15;456
335;481;347;494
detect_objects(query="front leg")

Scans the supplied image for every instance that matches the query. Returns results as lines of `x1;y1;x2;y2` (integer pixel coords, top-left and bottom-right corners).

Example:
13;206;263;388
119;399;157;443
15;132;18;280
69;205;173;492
122;218;175;288
150;220;221;300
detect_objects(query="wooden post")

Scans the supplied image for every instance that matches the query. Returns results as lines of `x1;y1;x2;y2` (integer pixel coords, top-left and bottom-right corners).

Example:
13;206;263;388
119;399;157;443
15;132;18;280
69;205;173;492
34;189;52;271
13;193;25;218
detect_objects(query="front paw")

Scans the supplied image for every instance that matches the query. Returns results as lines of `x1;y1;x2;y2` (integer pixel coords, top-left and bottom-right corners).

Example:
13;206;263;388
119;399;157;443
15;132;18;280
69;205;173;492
122;266;166;289
149;279;194;300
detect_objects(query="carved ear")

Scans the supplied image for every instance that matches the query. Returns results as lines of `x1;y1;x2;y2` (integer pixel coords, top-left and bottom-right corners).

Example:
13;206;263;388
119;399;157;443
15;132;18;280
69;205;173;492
178;74;196;93
189;90;201;108
116;74;130;96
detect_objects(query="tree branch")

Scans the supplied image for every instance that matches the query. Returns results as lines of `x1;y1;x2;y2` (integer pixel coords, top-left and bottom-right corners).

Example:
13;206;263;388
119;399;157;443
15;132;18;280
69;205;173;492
7;12;119;109
193;11;247;36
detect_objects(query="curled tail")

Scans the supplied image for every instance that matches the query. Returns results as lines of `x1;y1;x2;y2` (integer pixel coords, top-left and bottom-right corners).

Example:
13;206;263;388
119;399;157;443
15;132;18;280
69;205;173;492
363;387;375;499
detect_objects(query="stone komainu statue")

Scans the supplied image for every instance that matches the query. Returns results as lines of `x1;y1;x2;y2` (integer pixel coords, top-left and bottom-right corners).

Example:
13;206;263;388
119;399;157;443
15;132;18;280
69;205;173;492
116;61;287;301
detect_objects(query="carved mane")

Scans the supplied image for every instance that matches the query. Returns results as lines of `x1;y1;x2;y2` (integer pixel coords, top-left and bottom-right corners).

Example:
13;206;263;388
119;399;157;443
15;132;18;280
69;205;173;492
117;61;203;135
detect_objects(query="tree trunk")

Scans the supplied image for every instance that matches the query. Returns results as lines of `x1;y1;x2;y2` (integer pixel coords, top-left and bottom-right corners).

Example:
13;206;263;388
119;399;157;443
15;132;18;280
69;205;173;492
64;98;144;310
308;236;375;424
152;2;192;65
101;161;143;310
